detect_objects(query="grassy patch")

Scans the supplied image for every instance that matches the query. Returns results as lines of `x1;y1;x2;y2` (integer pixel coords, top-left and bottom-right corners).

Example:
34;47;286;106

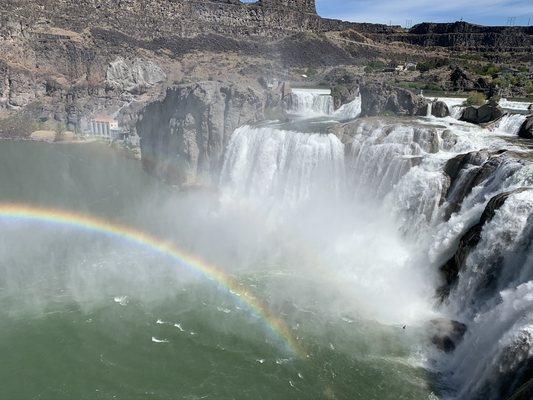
465;92;486;106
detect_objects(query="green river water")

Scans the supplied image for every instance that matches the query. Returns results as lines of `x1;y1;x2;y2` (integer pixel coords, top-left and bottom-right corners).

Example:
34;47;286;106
0;141;436;400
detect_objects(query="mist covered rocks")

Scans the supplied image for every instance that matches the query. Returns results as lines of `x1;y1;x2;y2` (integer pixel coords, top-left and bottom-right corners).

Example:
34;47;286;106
137;81;265;185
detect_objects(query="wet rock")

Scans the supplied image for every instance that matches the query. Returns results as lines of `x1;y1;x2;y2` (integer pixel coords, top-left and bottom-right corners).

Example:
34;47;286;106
137;81;265;185
428;318;467;353
442;150;490;218
439;187;532;297
461;102;504;124
518;115;533;140
431;100;450;118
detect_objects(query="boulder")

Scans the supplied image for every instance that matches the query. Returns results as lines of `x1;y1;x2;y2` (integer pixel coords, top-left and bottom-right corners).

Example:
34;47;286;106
320;68;361;109
518;115;533;139
431;100;450;117
359;82;428;117
450;67;475;91
461;102;504;124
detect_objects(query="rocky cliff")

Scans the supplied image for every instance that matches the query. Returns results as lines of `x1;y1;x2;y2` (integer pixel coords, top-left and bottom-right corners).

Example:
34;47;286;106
137;81;266;185
375;21;533;52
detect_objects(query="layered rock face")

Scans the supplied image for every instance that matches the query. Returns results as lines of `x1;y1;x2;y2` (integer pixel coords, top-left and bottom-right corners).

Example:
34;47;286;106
137;81;265;185
0;0;321;39
376;21;533;51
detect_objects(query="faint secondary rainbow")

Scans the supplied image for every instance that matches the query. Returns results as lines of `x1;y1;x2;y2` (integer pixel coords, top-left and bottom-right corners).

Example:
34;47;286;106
0;203;306;358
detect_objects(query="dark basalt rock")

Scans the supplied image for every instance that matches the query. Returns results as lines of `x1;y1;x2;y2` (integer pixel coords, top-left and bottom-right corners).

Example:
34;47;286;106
461;102;505;124
438;187;532;297
359;83;429;117
442;150;490;219
137;81;265;185
451;67;475;91
431;100;450;118
428;318;467;353
518;115;533;140
320;68;361;109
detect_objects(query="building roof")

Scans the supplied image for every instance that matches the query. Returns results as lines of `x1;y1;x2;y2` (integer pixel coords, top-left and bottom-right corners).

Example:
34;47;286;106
92;115;117;123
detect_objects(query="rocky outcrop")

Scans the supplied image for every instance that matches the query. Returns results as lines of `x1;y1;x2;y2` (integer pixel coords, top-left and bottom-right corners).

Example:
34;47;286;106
106;57;166;94
136;81;265;185
439;186;531;297
432;100;450;118
428;318;467;353
518;115;533;139
320;68;361;109
375;21;533;51
461;102;504;124
359;83;429;117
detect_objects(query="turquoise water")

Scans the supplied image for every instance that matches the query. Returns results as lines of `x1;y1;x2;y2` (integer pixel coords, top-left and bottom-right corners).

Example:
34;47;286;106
0;141;435;399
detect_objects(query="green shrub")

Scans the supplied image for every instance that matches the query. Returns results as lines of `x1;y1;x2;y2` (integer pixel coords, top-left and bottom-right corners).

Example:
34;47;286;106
364;60;386;73
416;58;448;72
465;92;486;106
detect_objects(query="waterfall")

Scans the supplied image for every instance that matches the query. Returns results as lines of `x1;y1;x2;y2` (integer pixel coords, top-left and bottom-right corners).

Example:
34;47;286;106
443;189;533;400
450;106;465;120
499;98;533;112
288;89;361;120
426;102;433;117
288;89;334;117
491;114;527;135
333;95;362;120
220;125;345;209
341;117;532;399
220;115;533;399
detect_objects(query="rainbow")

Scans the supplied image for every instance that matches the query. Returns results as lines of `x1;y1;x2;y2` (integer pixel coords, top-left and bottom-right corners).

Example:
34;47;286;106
0;203;306;358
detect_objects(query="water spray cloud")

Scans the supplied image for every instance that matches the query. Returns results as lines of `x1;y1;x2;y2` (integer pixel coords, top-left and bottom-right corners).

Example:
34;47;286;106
0;203;307;358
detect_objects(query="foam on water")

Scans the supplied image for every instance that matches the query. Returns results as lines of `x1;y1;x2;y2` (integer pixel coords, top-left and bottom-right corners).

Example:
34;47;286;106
490;114;527;136
151;337;169;343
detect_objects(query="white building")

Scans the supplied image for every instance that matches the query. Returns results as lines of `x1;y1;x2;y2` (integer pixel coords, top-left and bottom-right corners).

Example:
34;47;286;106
89;115;123;139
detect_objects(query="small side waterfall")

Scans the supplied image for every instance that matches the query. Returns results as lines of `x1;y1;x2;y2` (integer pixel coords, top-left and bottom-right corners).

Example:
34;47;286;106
288;89;335;117
491;114;527;135
288;89;362;120
333;95;362;120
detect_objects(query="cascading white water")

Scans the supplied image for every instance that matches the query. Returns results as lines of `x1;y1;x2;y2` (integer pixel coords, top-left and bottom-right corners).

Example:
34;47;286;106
499;98;533;112
219;122;437;325
333;95;362;120
450;106;465;120
490;114;527;135
443;189;533;400
220;125;345;209
288;89;335;116
220;108;532;399
288;89;362;120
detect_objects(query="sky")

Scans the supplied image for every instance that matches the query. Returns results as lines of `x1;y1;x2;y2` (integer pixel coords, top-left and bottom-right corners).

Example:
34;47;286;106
315;0;533;27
